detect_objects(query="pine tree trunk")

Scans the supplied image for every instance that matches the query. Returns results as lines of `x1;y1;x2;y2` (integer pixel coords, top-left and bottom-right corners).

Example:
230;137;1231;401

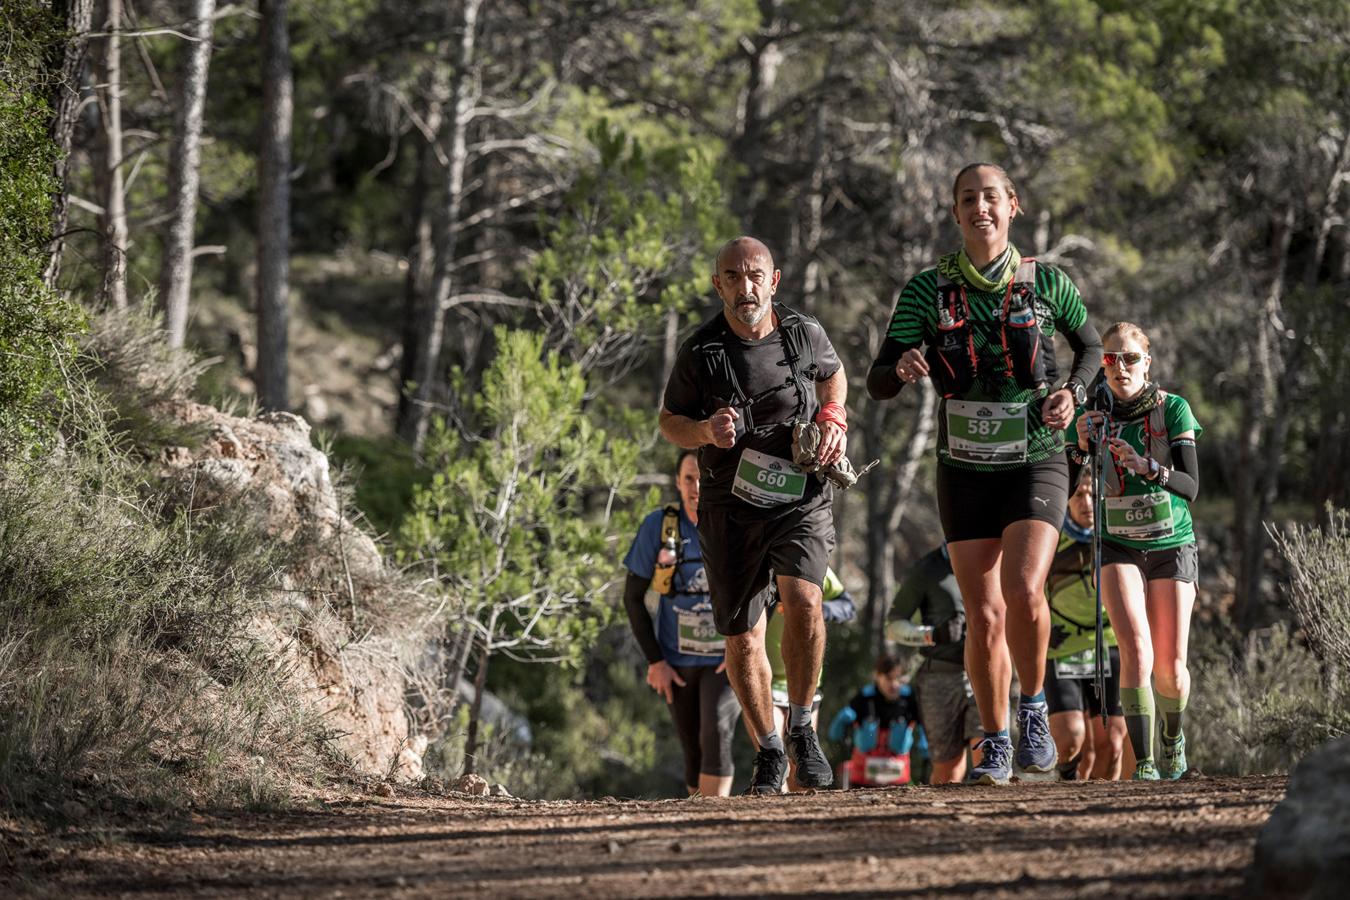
44;0;95;289
397;55;449;430
1234;206;1293;630
256;0;292;411
731;0;784;231
159;0;216;347
462;638;491;776
399;0;483;452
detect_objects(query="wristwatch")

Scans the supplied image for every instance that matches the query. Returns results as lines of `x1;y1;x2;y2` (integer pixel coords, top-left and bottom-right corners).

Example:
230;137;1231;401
1146;458;1160;480
1062;379;1087;407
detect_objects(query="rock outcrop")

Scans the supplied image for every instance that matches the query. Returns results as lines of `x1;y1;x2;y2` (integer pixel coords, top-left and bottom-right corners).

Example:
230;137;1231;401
159;402;429;781
1248;733;1350;898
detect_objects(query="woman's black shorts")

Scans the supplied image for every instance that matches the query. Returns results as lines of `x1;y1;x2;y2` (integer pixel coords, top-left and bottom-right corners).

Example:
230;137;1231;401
1101;541;1198;584
936;455;1070;542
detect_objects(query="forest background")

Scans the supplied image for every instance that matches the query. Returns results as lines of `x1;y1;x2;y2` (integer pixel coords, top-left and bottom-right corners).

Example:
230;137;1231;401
2;0;1349;805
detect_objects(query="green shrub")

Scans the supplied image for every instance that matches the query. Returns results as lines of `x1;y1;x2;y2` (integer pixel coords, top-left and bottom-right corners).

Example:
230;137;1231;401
0;3;84;445
1270;507;1350;694
1185;623;1346;775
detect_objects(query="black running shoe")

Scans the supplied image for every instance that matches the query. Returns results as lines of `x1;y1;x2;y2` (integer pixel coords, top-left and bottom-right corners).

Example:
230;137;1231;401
788;725;833;788
743;747;788;795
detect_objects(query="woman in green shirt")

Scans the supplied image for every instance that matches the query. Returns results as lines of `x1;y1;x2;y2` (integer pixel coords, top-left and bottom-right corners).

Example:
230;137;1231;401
869;163;1103;784
1072;322;1202;781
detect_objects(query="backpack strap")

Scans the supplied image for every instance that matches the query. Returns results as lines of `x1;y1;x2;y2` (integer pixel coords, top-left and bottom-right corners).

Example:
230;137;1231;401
776;306;818;420
694;329;750;412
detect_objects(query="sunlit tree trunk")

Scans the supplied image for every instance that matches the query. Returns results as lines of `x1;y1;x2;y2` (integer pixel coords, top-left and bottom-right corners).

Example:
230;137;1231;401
96;0;128;310
159;0;216;347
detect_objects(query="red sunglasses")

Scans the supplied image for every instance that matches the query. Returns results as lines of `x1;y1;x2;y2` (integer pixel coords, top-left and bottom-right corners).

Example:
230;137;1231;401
1102;351;1147;367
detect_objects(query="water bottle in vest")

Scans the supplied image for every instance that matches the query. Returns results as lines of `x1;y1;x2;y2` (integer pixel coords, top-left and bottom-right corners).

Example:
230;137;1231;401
651;535;678;594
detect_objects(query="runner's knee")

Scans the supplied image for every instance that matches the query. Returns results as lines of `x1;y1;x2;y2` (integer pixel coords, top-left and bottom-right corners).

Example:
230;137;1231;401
777;580;823;617
1050;713;1085;758
1118;633;1152;675
724;629;763;659
1001;583;1046;617
964;601;1005;638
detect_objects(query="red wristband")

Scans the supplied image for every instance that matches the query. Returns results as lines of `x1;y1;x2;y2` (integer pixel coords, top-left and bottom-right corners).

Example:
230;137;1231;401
815;401;847;432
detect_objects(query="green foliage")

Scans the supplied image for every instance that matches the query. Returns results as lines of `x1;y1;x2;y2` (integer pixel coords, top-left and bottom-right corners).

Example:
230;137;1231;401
327;432;429;535
1018;0;1225;208
529;114;735;373
0;2;83;442
399;327;640;668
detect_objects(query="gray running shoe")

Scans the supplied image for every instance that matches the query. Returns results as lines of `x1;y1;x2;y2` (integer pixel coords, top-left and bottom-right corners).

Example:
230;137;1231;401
969;735;1014;785
787;725;834;788
743;747;788;795
1015;701;1057;774
1159;732;1187;780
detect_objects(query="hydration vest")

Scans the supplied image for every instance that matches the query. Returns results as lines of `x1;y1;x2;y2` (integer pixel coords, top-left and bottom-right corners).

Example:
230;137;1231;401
692;304;818;434
1103;393;1171;497
926;258;1048;398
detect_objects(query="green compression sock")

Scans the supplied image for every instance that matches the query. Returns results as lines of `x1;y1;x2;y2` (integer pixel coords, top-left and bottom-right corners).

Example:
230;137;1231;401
1155;690;1188;744
1121;686;1155;763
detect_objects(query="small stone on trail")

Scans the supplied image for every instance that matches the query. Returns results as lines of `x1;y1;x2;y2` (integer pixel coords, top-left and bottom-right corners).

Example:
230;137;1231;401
606;840;621;855
670;841;684;853
452;774;490;796
930;801;948;808
489;783;511;798
374;783;395;798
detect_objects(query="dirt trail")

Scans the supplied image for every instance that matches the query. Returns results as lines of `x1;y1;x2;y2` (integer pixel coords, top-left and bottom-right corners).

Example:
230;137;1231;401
9;776;1284;898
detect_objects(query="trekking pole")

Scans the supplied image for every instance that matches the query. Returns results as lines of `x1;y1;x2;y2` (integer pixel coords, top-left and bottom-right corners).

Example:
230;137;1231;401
1090;383;1113;729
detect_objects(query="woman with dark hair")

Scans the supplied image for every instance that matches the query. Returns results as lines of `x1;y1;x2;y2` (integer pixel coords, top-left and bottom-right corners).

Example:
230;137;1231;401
621;449;740;795
868;162;1102;784
1072;322;1201;780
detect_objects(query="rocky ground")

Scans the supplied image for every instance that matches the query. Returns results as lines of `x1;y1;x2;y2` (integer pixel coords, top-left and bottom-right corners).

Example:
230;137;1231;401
4;775;1284;898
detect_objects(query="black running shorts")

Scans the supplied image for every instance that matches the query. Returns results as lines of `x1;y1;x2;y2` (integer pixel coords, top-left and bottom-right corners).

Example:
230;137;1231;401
697;495;834;636
1101;541;1198;584
936;455;1070;543
1044;645;1123;717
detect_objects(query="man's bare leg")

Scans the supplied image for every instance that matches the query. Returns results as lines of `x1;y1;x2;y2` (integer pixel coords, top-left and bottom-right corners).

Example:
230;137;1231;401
777;575;824;709
723;611;774;739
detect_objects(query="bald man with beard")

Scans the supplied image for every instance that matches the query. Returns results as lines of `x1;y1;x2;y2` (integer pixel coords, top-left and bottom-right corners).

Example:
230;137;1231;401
660;236;848;794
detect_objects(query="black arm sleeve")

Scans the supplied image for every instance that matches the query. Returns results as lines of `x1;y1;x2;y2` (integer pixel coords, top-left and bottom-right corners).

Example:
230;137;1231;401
867;336;912;400
1163;439;1200;502
1061;318;1103;396
622;572;664;665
